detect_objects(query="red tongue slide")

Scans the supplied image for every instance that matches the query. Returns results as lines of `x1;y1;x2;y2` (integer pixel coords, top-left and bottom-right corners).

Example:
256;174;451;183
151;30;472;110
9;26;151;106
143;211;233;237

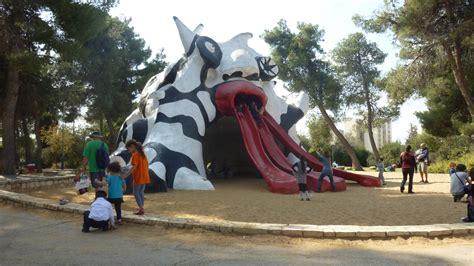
257;118;347;192
263;113;381;187
216;80;380;194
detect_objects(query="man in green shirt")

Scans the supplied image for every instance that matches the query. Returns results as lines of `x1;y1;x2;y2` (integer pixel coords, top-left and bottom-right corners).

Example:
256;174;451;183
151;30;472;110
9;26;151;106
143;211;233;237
82;131;109;190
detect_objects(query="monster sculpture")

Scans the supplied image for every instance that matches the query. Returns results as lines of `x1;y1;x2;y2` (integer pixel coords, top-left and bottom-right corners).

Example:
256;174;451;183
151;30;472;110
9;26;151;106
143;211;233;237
111;17;380;193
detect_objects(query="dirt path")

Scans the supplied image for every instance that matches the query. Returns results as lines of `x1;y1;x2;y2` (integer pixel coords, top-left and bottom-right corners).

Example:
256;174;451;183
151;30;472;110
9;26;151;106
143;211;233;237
1;204;473;265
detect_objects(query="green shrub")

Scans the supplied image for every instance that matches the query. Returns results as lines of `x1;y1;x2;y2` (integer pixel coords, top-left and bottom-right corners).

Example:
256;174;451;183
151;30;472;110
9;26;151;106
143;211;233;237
428;152;474;173
367;142;404;167
436;135;471;160
410;133;440;152
332;144;370;167
459;122;474;137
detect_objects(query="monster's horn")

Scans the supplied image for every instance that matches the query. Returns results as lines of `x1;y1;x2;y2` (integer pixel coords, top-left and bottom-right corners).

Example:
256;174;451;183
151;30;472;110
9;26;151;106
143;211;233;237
229;33;253;45
193;24;204;35
173;16;197;54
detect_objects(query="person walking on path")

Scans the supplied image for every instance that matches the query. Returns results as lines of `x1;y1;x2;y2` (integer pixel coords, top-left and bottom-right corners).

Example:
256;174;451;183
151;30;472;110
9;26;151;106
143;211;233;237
415;143;430;183
292;156;312;201
316;150;336;192
82;131;109;191
400;145;417;194
126;139;150;215
377;158;386;185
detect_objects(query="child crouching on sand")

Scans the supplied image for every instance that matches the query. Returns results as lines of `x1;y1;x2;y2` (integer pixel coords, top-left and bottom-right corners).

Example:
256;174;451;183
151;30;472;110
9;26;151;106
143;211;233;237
82;190;115;232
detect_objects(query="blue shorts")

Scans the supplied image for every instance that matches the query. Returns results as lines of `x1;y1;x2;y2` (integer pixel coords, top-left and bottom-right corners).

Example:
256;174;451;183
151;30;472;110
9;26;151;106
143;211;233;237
90;171;105;188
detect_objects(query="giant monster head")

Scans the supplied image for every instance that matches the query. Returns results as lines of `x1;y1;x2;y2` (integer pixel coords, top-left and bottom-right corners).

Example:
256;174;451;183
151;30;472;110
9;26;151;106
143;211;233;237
112;17;378;193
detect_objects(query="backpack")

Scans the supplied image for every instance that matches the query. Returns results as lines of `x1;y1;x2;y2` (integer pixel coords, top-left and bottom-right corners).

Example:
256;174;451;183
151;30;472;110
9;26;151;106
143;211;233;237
96;142;110;169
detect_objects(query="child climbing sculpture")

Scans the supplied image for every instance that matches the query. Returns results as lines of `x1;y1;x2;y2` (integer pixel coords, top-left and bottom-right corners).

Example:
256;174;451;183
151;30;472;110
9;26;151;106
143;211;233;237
316;149;336;192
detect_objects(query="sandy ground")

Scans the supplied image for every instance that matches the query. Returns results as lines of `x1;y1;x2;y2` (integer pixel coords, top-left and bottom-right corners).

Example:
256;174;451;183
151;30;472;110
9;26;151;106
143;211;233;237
21;171;469;226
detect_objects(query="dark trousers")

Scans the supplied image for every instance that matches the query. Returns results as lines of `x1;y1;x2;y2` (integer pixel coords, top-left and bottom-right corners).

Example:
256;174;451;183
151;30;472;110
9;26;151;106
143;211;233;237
401;168;414;192
108;198;122;220
83;211;109;231
317;169;336;192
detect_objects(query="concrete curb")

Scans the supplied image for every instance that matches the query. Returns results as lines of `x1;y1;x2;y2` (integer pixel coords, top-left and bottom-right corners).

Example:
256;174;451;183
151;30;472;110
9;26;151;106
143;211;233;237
0;175;75;191
1;189;473;239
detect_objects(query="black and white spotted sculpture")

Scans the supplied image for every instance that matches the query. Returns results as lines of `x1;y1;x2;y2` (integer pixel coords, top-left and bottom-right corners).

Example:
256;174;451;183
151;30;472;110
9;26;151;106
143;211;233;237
111;17;380;193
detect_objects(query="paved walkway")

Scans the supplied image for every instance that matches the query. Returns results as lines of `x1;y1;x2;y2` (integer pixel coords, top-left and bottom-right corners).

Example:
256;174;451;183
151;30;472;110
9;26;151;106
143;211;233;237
1;205;473;265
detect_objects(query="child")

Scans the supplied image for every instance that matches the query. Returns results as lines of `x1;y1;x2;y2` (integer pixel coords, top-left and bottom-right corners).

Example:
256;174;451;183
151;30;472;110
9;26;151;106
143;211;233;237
292;156;312;201
377;158;386;185
82;190;115;232
448;162;457;175
106;162;126;225
126;139;150;215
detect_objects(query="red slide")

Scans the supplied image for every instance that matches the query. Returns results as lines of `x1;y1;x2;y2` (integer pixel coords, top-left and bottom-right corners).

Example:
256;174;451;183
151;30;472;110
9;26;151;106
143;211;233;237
234;107;299;193
263;113;380;187
258;120;346;192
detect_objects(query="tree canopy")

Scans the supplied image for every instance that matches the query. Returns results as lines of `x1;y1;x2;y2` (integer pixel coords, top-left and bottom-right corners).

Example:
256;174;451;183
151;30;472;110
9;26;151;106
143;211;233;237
354;0;474;129
262;20;363;170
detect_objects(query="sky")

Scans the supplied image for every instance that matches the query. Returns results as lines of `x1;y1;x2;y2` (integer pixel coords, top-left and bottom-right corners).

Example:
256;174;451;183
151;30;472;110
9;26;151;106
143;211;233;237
110;0;427;142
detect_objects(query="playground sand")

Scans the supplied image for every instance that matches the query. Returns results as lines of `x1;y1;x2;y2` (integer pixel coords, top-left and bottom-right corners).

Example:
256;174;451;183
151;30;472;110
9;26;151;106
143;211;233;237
24;172;467;226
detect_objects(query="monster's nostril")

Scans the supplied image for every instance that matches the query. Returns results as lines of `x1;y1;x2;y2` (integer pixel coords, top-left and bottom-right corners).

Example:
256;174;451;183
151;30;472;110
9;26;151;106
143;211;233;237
223;71;243;81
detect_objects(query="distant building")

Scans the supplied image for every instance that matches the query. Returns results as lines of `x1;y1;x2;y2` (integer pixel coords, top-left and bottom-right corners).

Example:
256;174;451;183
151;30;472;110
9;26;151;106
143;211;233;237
339;118;392;152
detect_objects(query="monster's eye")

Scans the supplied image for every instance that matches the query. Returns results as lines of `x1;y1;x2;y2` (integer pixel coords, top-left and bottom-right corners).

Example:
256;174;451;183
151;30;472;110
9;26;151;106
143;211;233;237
256;56;279;81
196;36;222;68
205;42;215;53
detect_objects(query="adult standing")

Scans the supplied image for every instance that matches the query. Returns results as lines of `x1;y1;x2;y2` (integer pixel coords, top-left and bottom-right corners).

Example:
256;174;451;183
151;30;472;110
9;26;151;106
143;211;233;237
316;150;336;192
415;143;430;183
126;139;150;215
400;145;417;194
82;131;108;191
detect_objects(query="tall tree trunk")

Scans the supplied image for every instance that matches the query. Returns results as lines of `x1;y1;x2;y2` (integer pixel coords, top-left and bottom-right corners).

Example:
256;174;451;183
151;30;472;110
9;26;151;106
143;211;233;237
443;42;474;121
317;104;363;170
1;64;20;175
443;1;474;121
105;114;116;150
34;119;43;173
21;117;32;163
365;90;380;163
99;114;104;136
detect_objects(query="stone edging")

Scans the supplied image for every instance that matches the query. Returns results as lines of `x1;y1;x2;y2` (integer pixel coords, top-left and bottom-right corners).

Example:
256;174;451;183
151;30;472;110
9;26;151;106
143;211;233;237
1;189;473;239
0;175;75;191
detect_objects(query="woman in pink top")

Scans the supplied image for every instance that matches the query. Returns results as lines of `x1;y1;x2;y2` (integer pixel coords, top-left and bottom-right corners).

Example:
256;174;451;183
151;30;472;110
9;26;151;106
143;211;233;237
400;145;417;194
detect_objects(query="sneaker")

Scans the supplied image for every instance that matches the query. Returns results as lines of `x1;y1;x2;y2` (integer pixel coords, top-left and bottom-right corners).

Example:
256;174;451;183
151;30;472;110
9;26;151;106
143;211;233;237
300;198;304;201
82;227;89;233
408;191;415;194
382;183;387;186
59;199;69;205
306;198;311;201
424;180;429;183
462;217;472;223
117;219;122;225
134;210;144;215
